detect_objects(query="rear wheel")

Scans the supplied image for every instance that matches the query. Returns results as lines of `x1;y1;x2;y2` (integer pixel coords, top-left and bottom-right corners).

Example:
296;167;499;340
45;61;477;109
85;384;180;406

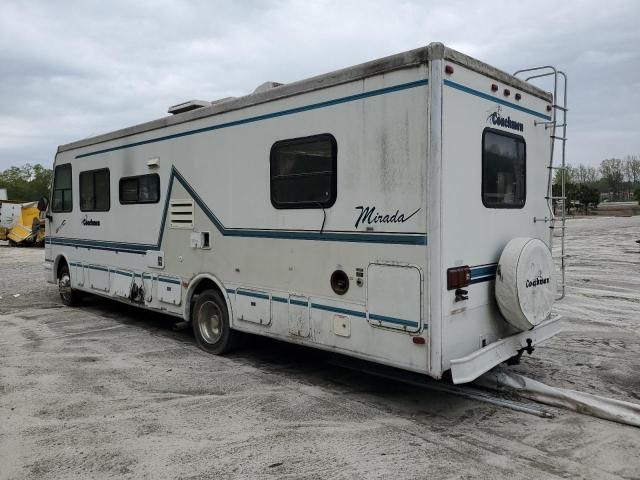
192;289;236;354
58;264;81;306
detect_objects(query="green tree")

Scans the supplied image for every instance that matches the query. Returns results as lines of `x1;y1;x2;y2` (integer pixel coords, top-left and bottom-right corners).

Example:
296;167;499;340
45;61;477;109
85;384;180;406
600;158;624;200
575;184;600;214
0;163;52;201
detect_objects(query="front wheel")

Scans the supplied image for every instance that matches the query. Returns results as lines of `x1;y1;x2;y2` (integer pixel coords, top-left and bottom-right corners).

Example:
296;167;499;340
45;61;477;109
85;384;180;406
58;264;81;306
192;289;237;355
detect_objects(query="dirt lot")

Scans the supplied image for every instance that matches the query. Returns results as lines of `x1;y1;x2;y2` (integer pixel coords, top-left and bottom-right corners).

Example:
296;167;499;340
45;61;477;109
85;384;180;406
1;216;639;479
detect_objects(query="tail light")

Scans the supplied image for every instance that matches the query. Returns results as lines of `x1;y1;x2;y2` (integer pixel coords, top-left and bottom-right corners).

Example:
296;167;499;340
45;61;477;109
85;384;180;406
447;266;471;290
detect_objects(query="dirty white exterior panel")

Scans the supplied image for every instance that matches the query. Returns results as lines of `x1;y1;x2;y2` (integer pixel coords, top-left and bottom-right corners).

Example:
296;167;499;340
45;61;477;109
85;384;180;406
44;42;559;382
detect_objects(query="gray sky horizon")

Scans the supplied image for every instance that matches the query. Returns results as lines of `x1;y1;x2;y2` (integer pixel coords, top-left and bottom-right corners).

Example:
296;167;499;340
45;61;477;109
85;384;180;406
1;0;638;171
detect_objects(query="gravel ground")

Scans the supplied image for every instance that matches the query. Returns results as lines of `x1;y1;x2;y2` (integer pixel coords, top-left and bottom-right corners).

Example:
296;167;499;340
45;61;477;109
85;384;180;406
1;216;639;480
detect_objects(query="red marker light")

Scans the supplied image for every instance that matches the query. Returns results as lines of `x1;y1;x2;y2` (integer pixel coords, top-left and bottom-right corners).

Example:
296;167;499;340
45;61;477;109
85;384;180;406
445;65;454;75
447;266;471;290
412;336;426;345
546;105;552;112
491;84;499;92
503;88;511;97
515;93;522;101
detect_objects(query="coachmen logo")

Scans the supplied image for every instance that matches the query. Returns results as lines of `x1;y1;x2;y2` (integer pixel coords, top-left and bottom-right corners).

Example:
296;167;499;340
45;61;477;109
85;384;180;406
525;275;550;288
81;215;100;226
487;106;523;132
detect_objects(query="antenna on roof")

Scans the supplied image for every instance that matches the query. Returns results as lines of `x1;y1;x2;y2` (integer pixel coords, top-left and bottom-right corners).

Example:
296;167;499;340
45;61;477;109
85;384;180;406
168;100;212;115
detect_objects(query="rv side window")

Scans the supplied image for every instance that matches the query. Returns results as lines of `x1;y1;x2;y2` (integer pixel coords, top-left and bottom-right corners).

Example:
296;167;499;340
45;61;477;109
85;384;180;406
270;134;337;209
52;164;73;212
482;128;526;208
80;168;110;211
119;174;160;204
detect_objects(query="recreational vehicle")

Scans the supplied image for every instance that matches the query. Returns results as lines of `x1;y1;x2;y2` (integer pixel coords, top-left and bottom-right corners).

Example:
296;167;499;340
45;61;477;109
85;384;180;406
43;43;568;384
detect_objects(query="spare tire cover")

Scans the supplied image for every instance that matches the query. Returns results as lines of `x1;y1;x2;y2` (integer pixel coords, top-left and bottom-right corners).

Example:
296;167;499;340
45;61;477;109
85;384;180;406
495;237;556;331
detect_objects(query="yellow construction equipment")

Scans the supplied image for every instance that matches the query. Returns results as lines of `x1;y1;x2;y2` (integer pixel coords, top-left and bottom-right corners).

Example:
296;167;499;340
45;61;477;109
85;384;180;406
0;201;45;247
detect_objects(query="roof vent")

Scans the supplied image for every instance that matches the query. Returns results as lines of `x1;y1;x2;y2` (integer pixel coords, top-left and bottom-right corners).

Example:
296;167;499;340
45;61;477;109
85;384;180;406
168;100;212;115
253;81;284;94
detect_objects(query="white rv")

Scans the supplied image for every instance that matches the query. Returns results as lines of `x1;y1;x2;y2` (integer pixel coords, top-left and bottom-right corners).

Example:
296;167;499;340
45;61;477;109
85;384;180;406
43;43;567;384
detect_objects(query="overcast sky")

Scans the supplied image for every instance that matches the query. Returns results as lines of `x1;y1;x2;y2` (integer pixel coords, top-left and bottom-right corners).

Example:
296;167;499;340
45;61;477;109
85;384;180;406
1;0;638;170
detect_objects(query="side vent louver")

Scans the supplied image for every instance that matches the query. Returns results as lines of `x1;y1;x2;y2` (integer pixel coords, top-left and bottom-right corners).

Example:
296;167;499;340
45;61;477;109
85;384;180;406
169;199;194;229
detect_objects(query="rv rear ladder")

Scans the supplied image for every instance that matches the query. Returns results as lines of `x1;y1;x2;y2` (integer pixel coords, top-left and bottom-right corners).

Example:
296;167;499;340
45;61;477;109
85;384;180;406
514;66;568;300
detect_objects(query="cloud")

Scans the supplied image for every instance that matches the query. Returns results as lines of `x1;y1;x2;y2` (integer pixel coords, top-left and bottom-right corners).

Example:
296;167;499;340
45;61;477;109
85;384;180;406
0;0;638;170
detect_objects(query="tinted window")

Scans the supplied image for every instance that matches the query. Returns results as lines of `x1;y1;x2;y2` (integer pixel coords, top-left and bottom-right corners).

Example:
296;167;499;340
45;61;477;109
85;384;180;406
270;134;337;209
80;169;110;211
52;164;73;212
119;174;160;204
482;129;526;208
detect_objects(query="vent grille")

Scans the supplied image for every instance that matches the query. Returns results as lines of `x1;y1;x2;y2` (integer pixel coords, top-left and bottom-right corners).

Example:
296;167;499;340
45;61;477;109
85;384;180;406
169;199;194;229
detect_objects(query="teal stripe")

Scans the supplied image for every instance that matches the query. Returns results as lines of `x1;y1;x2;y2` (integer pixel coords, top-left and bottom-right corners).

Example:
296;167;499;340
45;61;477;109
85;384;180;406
112;269;133;277
469;263;498;284
70;264;155;281
158;276;181;285
46;237;149;254
444;80;551;120
310;303;367;318
369;313;418;328
75;79;429;159
88;265;109;272
470;264;497;278
229;291;421;328
236;289;270;300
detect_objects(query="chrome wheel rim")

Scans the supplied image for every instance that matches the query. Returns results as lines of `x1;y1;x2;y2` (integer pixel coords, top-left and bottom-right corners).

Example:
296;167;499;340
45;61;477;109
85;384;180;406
197;300;223;344
59;273;72;302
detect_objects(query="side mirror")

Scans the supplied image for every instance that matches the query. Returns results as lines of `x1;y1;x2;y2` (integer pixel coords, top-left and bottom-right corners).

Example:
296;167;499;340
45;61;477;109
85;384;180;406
37;196;49;212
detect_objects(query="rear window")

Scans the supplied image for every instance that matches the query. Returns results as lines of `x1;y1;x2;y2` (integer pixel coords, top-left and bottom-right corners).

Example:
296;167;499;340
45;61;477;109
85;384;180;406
482;128;526;208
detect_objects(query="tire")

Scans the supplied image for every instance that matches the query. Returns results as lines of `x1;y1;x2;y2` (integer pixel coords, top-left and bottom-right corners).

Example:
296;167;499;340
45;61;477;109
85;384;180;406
191;289;236;355
58;264;81;306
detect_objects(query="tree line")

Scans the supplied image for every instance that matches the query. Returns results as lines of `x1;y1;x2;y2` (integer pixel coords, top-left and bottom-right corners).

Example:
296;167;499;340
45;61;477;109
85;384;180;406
0;164;52;202
553;155;640;214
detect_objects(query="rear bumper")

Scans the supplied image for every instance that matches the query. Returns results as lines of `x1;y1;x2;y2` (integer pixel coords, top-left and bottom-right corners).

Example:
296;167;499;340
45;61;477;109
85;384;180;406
450;315;562;384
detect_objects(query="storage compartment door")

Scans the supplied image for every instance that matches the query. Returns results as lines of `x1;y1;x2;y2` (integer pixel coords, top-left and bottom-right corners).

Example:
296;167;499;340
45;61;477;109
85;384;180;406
157;275;182;305
71;262;84;287
367;263;422;333
288;295;310;337
88;265;110;292
236;289;271;325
